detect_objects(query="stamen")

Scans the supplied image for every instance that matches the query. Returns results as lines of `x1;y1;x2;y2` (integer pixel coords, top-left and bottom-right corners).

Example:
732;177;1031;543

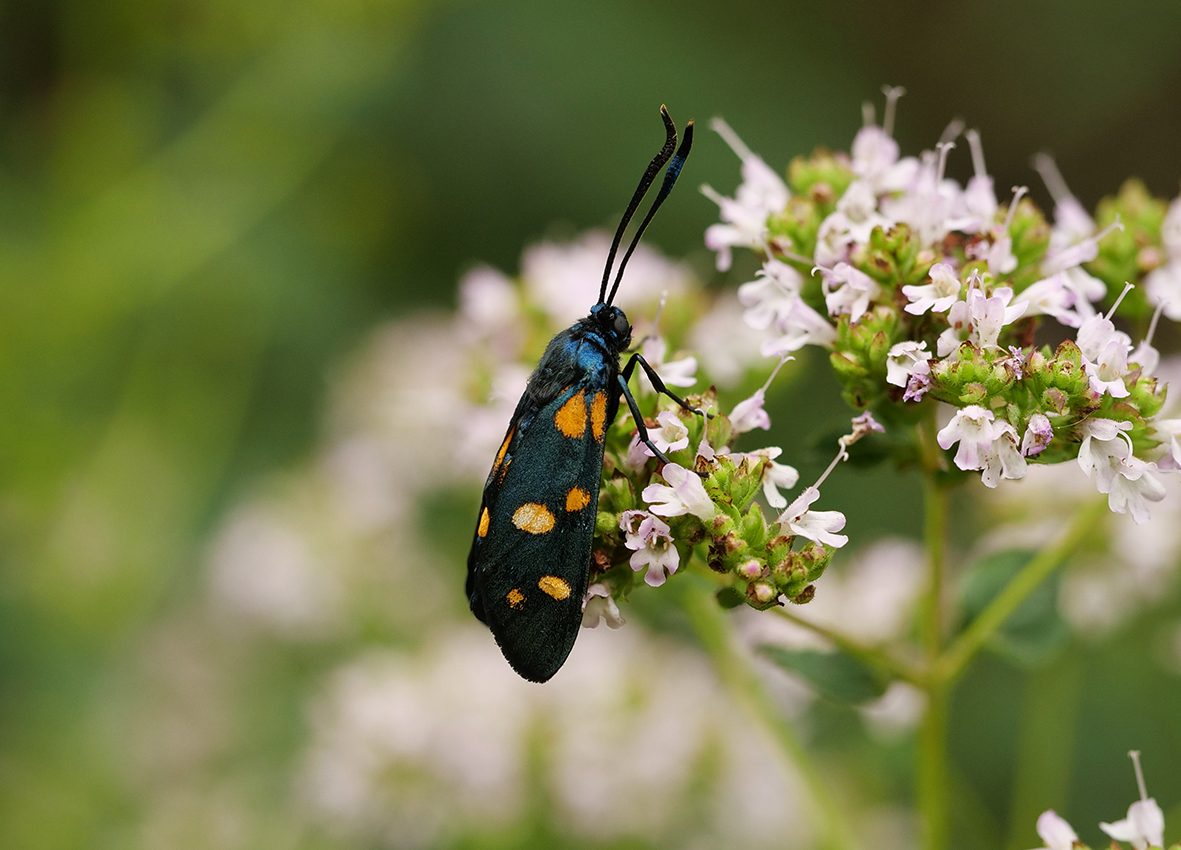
1003;185;1029;232
935;141;955;184
810;264;833;278
700;184;726;207
1093;216;1125;244
759;354;794;394
939;117;965;147
1106;281;1135;320
881;85;906;137
1128;750;1148;802
862;101;875;128
1146;298;1167;346
812;444;850;492
966;129;987;178
1032;153;1076;206
710;117;754;162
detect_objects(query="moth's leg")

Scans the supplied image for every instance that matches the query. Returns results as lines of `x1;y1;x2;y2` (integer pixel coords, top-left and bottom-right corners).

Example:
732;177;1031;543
621;353;709;418
616;374;674;466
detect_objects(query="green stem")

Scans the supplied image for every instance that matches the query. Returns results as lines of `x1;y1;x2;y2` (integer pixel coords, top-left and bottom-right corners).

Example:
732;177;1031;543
684;587;857;850
935;497;1105;685
771;606;926;687
917;411;950;850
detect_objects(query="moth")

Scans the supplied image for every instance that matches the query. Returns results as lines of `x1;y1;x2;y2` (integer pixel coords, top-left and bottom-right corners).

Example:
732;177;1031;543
466;106;698;681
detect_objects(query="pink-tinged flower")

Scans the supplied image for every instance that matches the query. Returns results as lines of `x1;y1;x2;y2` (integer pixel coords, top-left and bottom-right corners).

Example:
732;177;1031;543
904;373;931;402
1145;261;1181;321
1042;218;1124;275
850;86;918;194
1100;799;1166;850
729;355;793;434
696;434;717;463
1078;418;1135;493
1084;336;1132;398
1154;418;1181;470
619;510;680;587
738;259;804;330
642;463;717;520
1107;458;1167;525
1100;752;1166;850
744;447;800;509
1013;271;1098;329
1021;414;1053;457
831;179;893;242
842;412;886;448
582;583;625;629
881;142;961;246
929;412;995;482
1033;152;1096;247
1132;335;1160;377
1076;313;1131;362
937;406;1026;486
902;263;962;315
958;129;998;232
639;335;698;390
965;286;1026;349
1162;195;1181;257
885;340;932;387
979;422;1028;488
761;298;837;355
816;262;880;322
1032;810;1078;850
644;410;690;456
778;486;848;548
701;118;790;271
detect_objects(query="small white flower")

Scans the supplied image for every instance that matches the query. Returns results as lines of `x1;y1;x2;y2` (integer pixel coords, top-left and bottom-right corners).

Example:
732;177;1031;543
702;118;790;271
1084;336;1132;398
1075;313;1131;363
902;263;962;315
729;390;771;434
642;463;717;520
816;262;880;322
979;422;1028;488
1101;799;1166;850
619;511;680;587
885;340;932;387
966;286;1027;349
645;410;690;456
1154;418;1181;470
738;259;804;330
761;297;837;355
1014;272;1095;329
936;405;997;471
1077;418;1135;493
1107;457;1167;525
1021;414;1053;457
1161;195;1181;257
841;411;886;448
582;583;625;629
1032;810;1078;850
745;447;800;509
1145;260;1181;321
640;335;698;391
778;486;848;548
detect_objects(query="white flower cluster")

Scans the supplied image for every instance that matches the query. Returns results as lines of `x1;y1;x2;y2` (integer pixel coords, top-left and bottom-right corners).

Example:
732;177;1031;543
702;87;1181;523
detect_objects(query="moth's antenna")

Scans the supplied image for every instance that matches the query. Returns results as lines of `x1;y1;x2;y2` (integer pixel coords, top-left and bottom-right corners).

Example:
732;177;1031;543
599;106;677;305
606;119;694;306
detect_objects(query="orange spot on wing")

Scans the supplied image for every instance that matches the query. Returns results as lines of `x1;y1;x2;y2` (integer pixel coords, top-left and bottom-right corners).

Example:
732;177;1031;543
512;502;555;534
538;575;571;600
506;588;525;609
493;427;514;471
590;391;608;441
554;392;587;438
477;507;490;538
565;487;591;512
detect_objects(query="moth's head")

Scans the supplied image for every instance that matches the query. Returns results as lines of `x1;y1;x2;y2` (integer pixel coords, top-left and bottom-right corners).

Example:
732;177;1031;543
590;302;632;351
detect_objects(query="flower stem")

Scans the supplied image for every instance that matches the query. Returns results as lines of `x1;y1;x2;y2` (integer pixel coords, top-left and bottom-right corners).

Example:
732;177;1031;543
771;606;926;687
935;497;1105;684
685;586;858;850
917;410;950;850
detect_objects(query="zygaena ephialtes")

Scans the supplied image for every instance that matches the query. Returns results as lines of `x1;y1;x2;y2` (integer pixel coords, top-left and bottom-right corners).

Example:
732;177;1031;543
466;106;698;682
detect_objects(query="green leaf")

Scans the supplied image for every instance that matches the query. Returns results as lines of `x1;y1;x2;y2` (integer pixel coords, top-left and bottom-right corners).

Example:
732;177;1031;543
758;645;889;705
957;549;1070;666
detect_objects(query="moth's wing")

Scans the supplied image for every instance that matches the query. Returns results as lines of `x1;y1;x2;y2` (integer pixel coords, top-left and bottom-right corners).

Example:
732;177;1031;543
466;381;613;682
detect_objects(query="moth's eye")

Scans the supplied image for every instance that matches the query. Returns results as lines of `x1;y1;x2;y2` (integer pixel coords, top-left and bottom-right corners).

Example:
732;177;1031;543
613;312;630;337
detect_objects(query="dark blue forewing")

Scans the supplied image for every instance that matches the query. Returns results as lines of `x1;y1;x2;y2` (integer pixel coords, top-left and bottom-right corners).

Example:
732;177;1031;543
466;328;620;682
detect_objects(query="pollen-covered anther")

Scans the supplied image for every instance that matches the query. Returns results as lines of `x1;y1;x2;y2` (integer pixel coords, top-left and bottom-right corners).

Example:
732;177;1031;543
538;575;572;600
477;507;490;537
506;588;526;609
565;487;591;511
590;391;608;441
512;502;555;534
554;392;587;438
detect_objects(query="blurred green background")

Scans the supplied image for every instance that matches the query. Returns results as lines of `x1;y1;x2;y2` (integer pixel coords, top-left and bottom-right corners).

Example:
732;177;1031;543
4;1;1181;848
